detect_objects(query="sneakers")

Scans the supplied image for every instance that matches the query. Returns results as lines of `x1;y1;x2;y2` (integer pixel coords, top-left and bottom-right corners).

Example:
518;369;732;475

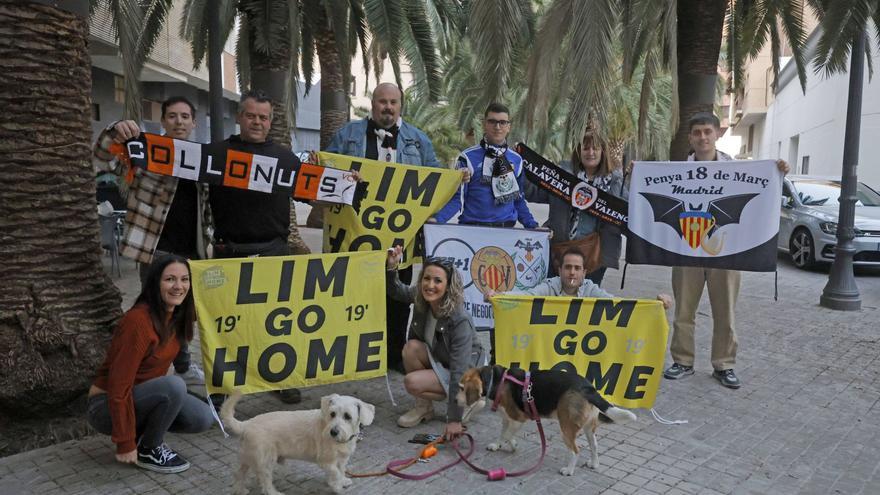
136;443;190;474
713;369;742;389
663;363;695;379
397;398;434;428
275;388;302;404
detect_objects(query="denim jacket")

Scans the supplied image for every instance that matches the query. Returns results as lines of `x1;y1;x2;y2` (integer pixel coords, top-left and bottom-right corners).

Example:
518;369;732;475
326;118;442;167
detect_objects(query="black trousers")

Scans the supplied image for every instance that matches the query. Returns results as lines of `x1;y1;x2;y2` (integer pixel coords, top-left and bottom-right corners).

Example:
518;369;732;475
387;266;412;370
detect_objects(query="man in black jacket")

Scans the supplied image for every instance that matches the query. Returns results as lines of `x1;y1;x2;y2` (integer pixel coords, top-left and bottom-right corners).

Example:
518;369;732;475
209;90;303;404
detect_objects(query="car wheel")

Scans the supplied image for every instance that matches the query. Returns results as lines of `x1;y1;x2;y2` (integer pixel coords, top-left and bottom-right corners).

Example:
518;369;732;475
789;228;816;269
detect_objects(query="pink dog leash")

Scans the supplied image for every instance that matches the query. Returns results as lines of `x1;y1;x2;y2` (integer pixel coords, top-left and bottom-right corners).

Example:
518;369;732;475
385;434;475;480
453;370;547;481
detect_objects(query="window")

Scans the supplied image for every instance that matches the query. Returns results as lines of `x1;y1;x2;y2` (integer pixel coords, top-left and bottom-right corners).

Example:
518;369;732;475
801;156;809;175
114;75;125;104
92;103;100;121
142;99;162;122
747;124;754;152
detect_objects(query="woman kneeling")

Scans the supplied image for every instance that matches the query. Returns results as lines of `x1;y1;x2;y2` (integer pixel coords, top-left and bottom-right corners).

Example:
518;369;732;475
386;246;486;440
88;255;213;473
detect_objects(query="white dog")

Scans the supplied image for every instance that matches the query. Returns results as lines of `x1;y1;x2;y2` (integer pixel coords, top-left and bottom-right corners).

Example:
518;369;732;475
221;392;375;495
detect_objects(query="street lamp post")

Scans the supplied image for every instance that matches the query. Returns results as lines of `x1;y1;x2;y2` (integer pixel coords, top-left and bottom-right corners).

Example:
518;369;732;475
820;30;865;311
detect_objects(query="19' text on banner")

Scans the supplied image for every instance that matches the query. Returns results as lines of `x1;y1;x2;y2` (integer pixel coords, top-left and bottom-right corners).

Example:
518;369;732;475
318;152;462;268
191;252;387;395
492;296;669;408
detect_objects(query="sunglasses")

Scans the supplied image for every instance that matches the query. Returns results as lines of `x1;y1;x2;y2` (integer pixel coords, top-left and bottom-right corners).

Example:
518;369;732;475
425;256;455;269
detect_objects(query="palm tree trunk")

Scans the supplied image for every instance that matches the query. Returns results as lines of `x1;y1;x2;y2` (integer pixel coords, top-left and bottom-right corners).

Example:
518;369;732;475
0;0;121;417
670;0;726;160
315;21;349;150
307;19;349;228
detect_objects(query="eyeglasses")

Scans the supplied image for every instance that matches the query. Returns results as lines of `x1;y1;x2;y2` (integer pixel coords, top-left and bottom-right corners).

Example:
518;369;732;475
486;119;511;127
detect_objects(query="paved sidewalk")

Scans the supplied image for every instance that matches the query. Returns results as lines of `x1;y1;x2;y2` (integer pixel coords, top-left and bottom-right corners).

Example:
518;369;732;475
2;219;879;495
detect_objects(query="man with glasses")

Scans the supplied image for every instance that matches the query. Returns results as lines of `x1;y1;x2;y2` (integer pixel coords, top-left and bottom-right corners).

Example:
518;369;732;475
431;103;540;363
431;102;538;229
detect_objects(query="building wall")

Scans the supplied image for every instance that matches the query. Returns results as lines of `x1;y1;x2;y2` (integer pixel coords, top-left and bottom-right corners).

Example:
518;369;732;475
759;32;880;187
91;67;240;143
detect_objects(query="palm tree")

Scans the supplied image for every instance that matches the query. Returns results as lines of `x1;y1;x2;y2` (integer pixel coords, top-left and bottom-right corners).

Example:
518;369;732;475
470;0;812;160
93;0;176;121
181;0;455;149
0;0;121;418
807;0;880;76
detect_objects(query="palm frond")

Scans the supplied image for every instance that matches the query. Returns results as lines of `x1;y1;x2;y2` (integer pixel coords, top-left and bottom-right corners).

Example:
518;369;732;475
236;14;252;90
349;0;371;84
107;0;145;120
300;4;316;92
523;0;572;132
400;0;442;101
240;0;289;56
813;0;873;76
467;0;534;103
180;0;237;70
773;0;808;91
560;0;620;144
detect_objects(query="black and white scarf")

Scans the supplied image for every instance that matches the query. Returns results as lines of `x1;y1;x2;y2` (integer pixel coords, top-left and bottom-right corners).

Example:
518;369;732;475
367;118;400;163
476;137;520;204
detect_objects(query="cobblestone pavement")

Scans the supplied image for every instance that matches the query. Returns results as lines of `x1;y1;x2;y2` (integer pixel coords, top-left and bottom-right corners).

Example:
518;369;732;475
2;214;879;495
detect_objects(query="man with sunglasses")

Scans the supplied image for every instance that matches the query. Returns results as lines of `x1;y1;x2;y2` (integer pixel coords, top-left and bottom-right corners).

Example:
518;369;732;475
431;102;538;229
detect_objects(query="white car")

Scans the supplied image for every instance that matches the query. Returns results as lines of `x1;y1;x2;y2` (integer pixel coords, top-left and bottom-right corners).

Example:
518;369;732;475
779;176;880;269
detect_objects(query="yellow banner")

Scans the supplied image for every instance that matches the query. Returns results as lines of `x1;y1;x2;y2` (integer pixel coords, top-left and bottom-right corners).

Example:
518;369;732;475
190;252;387;395
492;296;669;408
317;152;462;268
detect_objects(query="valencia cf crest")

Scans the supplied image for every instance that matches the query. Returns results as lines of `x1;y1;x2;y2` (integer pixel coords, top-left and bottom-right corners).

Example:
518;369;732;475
639;192;758;255
571;182;598;210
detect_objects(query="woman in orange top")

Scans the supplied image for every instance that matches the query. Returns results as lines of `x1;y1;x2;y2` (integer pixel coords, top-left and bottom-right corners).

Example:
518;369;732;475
88;255;213;473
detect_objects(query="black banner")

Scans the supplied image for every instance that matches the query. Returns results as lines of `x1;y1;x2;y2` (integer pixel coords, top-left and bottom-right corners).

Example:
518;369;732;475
516;143;628;227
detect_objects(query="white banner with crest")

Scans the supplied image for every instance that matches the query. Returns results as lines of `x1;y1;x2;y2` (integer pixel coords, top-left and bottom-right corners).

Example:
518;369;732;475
423;224;550;329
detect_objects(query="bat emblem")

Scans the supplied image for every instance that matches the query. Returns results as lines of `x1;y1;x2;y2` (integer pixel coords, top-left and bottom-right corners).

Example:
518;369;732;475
639;192;759;254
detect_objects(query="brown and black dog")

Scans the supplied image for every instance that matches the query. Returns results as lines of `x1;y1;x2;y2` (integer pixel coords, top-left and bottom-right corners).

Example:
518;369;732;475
456;365;636;475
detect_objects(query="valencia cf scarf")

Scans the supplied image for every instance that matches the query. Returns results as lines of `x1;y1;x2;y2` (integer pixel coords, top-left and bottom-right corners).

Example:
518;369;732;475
516;142;628;228
111;133;366;211
474;137;520;204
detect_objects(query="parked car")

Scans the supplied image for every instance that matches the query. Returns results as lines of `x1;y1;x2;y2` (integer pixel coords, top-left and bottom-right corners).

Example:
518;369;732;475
779;175;880;269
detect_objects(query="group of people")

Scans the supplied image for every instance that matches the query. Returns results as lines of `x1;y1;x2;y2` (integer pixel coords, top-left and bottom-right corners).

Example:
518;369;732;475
86;82;788;474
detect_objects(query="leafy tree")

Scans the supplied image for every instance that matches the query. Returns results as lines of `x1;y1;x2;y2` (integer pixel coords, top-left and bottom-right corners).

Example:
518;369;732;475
467;0;812;159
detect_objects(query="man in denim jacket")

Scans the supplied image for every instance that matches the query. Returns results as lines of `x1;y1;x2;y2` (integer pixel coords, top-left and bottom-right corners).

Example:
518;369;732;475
326;83;441;167
326;83;441;372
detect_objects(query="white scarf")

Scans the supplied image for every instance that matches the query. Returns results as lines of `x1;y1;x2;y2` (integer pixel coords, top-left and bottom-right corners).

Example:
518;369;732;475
373;117;402;163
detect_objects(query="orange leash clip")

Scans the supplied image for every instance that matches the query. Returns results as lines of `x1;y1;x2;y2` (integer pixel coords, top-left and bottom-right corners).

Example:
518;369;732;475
346;437;445;479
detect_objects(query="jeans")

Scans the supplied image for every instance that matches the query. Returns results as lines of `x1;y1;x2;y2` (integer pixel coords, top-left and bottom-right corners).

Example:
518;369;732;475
87;375;213;450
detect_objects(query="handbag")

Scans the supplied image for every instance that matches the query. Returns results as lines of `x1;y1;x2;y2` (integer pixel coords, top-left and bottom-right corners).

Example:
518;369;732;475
550;232;601;274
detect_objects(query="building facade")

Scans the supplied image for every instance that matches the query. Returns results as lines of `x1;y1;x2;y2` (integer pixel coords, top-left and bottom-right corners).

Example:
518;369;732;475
729;19;880;188
88;3;319;151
